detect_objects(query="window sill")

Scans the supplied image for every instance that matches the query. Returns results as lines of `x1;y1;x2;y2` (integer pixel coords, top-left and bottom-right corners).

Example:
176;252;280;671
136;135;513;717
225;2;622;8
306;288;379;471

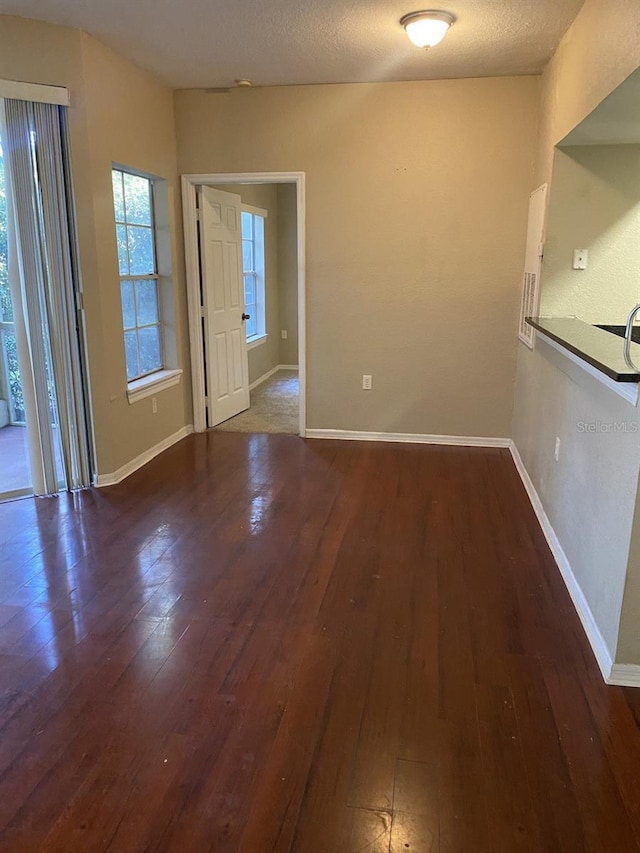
127;368;183;404
247;334;267;351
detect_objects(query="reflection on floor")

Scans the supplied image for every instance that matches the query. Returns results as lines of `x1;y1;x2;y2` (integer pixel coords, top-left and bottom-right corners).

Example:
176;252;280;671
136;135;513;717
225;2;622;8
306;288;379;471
0;425;31;495
215;368;298;434
1;434;639;849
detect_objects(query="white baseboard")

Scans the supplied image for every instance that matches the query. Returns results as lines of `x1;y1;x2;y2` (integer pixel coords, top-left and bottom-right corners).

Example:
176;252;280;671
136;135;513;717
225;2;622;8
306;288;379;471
609;664;640;687
305;428;511;448
249;364;299;391
507;441;632;685
96;425;194;487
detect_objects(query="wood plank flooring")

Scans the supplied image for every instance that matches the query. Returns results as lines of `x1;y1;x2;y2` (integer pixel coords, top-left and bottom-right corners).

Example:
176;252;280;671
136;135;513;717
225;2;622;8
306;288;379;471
0;431;639;851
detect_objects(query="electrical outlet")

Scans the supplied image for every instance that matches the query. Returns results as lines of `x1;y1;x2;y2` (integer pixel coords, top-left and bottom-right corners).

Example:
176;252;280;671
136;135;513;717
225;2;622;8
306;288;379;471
554;436;560;462
281;330;288;339
152;396;158;414
362;374;372;390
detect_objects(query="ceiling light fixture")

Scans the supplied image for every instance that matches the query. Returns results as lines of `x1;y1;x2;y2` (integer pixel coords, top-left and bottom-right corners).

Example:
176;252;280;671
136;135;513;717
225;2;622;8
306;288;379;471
400;10;455;49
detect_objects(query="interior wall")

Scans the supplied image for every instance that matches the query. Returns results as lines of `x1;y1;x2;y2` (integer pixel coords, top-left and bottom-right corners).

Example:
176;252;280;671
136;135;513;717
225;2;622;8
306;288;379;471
540;144;640;323
80;33;191;474
175;77;539;437
618;480;640;661
213;183;280;384
534;0;640;186
512;0;640;665
0;16;193;477
0;15;110;468
277;183;299;366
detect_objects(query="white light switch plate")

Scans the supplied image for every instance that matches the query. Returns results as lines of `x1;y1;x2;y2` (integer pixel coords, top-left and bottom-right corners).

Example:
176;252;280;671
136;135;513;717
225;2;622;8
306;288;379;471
573;249;588;270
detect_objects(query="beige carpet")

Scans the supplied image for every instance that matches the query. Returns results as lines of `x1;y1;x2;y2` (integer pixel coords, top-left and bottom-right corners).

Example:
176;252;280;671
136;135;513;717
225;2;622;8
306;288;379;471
214;369;299;434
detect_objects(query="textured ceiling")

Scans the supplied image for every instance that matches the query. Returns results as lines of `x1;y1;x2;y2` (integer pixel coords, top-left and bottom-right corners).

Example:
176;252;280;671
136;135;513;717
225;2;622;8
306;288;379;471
0;0;584;89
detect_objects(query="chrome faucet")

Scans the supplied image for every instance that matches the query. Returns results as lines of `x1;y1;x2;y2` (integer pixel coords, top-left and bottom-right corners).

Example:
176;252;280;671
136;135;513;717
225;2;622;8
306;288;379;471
624;303;640;371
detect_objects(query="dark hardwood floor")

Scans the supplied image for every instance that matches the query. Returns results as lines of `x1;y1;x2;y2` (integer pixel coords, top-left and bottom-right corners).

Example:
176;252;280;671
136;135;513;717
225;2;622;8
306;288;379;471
1;432;640;851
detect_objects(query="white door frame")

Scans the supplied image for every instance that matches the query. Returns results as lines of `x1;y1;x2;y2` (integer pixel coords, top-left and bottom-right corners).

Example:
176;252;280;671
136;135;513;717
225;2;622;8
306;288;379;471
182;172;306;435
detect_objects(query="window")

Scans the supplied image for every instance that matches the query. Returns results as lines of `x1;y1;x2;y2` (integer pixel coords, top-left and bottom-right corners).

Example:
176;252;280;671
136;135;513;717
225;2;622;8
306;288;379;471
241;208;266;343
112;168;163;381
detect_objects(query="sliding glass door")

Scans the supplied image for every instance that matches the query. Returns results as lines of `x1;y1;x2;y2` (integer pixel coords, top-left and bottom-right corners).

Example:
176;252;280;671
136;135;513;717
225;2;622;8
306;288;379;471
0;96;92;501
0;139;32;498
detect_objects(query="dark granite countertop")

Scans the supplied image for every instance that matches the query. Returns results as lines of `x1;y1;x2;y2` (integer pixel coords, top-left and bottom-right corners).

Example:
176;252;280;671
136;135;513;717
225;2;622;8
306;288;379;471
594;324;640;344
526;317;640;383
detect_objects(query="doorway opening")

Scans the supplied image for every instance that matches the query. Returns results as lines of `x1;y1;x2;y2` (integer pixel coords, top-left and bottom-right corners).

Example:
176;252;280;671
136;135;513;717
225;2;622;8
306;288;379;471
182;172;306;436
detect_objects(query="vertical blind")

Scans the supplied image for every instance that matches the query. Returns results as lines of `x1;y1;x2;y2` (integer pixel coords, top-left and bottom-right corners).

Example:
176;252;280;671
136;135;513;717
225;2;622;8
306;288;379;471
2;98;91;494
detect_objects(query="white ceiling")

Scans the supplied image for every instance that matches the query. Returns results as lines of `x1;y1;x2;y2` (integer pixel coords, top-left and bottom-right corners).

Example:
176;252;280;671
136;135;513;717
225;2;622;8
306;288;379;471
0;0;584;89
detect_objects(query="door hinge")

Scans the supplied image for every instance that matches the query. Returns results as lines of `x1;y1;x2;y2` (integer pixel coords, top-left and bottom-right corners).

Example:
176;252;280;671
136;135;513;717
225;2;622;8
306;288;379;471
200;306;206;318
75;292;84;311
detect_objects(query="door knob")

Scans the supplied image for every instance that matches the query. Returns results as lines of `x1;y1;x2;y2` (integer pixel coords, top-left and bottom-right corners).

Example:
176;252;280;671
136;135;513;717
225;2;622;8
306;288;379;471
242;313;251;321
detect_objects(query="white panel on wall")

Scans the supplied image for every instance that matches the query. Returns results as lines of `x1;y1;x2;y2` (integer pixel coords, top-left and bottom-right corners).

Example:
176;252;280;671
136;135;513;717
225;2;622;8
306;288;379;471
518;183;548;348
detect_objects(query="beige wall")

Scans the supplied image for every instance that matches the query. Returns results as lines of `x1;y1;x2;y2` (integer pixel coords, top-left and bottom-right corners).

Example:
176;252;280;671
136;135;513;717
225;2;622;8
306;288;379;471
540;145;640;323
0;16;192;477
79;33;190;474
512;0;640;665
175;77;539;437
618;481;640;661
535;0;640;185
277;183;299;366
0;16;109;468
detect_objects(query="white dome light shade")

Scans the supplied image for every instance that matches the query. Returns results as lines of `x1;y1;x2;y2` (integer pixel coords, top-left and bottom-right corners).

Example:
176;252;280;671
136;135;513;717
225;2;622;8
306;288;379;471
400;11;455;49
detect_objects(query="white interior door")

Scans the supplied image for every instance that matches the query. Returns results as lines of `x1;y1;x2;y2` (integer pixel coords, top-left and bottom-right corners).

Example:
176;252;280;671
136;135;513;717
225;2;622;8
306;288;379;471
199;186;250;427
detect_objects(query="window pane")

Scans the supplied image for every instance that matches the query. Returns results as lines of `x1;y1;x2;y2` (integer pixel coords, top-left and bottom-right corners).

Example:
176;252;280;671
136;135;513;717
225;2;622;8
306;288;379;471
120;281;136;329
135;279;158;326
241;211;253;239
112;170;125;222
123;173;152;225
124;330;139;380
2;330;25;422
116;224;129;275
246;315;257;338
138;326;162;374
0;282;12;323
244;273;256;307
127;225;155;275
0;145;11;322
242;239;253;272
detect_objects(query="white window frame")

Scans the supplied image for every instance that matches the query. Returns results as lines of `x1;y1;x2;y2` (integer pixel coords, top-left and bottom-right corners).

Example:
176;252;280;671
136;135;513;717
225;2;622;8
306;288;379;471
112;164;182;403
241;204;267;347
113;167;163;381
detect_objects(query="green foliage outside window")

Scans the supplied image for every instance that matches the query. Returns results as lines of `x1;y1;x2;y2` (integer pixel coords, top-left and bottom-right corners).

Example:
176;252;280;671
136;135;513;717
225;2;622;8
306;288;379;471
0;149;25;423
